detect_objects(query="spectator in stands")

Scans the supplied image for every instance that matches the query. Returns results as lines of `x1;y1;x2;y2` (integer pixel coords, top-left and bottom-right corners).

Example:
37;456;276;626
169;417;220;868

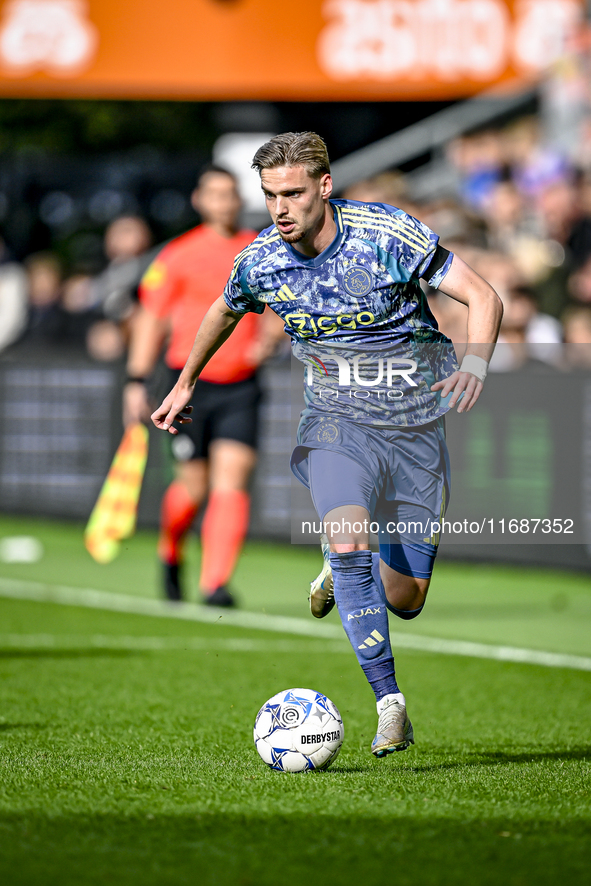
563;306;591;368
0;235;27;352
447;129;504;211
343;170;407;203
86;319;126;362
536;180;578;248
490;285;562;371
565;170;591;269
60;274;101;349
482;178;539;253
420;198;482;245
523;180;581;319
91;214;153;324
568;255;591;306
503;116;567;199
85;215;153;361
20;252;65;345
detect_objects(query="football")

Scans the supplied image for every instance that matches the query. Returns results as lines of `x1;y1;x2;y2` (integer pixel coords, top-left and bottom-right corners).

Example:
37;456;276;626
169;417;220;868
253;688;344;772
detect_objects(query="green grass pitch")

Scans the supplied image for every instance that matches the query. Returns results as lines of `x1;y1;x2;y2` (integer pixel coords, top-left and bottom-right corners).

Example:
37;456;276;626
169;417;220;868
0;515;590;885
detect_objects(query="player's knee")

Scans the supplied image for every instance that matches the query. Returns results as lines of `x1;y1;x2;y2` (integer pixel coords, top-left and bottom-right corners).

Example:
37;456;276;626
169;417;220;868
330;542;370;554
383;575;428;615
386;602;424;620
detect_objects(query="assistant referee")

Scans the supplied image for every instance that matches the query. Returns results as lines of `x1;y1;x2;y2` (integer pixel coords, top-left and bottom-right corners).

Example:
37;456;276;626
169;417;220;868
124;165;282;606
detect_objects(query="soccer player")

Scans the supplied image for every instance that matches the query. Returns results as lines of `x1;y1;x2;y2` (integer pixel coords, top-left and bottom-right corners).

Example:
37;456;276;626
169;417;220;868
124;165;282;606
150;133;503;756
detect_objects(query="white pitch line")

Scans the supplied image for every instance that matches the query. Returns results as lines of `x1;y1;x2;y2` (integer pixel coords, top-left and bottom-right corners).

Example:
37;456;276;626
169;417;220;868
0;576;590;672
0;576;341;638
386;633;591;672
0;633;349;654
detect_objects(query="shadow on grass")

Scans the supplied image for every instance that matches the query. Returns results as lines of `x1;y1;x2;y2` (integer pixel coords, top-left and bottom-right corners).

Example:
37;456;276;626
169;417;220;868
0;812;589;886
323;746;591;776
477;747;591;764
405;746;591;772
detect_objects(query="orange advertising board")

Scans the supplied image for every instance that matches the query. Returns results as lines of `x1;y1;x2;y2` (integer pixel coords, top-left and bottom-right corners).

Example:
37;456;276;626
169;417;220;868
0;0;584;100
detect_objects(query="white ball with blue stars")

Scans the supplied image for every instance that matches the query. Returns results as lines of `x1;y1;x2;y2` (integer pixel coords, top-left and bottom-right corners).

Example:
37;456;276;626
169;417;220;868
253;688;344;772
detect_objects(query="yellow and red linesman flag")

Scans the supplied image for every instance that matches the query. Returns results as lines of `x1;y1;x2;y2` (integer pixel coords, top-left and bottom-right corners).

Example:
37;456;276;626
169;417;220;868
85;423;149;564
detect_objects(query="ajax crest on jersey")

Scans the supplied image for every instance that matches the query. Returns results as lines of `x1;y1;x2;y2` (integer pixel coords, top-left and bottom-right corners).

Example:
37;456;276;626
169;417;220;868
253;688;344;772
343;265;373;297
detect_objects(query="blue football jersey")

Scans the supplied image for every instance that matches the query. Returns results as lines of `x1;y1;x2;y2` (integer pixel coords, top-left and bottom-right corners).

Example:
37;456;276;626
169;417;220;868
223;199;457;428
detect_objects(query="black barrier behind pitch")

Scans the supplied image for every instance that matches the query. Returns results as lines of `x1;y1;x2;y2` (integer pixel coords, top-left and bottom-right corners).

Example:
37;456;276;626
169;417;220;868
0;350;293;539
0;350;590;570
288;351;591;570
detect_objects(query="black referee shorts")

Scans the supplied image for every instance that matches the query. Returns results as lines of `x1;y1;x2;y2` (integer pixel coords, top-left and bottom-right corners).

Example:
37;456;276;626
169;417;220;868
168;370;262;462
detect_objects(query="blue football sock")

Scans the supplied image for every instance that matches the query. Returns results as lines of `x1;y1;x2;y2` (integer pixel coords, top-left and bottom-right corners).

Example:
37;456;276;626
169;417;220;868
371;552;387;604
330;550;399;701
371;552;424;619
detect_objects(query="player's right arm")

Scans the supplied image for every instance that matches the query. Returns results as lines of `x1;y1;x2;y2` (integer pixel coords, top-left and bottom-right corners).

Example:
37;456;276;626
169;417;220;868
123;249;180;427
123;306;169;426
367;204;502;414
151;295;244;434
430;254;503;413
151;237;266;434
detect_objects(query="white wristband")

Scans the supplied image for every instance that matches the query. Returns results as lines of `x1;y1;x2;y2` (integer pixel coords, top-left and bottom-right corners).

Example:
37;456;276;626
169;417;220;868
460;355;488;383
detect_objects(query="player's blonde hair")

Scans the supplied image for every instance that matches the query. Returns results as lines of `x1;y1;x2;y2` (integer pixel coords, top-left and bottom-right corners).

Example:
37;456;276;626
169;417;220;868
252;132;330;179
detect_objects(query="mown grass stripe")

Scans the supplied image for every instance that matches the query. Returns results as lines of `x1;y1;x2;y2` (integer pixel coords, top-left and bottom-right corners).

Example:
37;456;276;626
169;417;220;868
0;576;341;638
0;633;349;654
1;576;590;672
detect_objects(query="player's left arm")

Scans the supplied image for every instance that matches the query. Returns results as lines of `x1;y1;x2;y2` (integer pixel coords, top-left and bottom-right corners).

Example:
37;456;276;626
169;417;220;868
430;254;503;413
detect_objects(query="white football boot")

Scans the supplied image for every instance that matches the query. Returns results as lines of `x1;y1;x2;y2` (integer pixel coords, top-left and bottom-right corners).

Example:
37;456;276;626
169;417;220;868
371;692;414;758
309;534;335;619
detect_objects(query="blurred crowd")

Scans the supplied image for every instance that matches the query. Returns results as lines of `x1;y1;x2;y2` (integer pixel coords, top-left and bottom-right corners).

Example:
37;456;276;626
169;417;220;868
0;214;154;362
344;113;591;369
3;110;591;369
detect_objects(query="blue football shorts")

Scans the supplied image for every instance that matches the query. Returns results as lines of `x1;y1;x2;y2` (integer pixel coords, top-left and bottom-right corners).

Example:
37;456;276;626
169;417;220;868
291;417;450;580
